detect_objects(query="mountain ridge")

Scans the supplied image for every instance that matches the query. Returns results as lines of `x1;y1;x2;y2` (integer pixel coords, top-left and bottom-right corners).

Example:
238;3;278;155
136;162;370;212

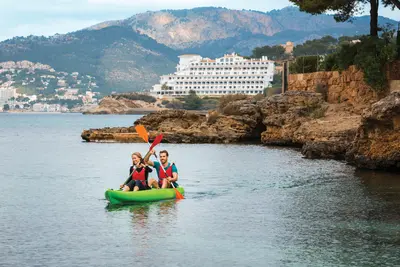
1;6;397;93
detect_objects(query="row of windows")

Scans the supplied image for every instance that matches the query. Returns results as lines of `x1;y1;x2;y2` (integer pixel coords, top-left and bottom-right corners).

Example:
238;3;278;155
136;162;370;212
192;61;271;66
189;72;270;75
174;81;265;85
157;90;263;95
189;67;270;71
170;76;270;80
164;85;264;90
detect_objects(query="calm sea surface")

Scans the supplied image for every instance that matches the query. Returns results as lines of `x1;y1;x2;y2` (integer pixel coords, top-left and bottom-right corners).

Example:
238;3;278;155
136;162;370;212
0;113;399;267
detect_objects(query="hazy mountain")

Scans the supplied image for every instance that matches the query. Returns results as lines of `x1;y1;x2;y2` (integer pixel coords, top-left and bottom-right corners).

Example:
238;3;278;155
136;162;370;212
0;26;178;93
0;6;396;92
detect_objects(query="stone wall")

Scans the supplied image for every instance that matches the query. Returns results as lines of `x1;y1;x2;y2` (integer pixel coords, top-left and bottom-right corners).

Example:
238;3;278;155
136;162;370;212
288;66;378;106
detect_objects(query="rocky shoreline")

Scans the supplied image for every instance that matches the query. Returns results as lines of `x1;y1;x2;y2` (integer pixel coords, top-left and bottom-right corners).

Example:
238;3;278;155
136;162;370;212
81;91;400;171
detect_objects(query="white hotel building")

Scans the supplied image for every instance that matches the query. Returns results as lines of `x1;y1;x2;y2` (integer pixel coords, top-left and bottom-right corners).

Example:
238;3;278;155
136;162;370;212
151;53;275;97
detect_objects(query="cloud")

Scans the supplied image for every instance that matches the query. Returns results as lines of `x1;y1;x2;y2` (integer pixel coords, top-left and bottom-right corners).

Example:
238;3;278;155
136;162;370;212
88;0;227;6
86;0;291;11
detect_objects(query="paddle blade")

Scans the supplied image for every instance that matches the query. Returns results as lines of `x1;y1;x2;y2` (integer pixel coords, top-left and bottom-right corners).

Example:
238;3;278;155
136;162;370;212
149;134;163;151
135;125;149;143
174;188;184;200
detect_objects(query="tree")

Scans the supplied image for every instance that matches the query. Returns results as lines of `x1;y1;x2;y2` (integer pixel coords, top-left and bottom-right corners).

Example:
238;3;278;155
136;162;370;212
3;104;10;111
293;36;338;56
252;45;287;60
289;0;400;37
183;90;203;110
161;83;169;90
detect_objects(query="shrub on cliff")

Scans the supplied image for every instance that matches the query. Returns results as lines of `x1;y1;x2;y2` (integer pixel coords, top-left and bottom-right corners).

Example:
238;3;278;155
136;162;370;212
323;53;339;71
183;90;203;110
289;55;323;74
332;34;397;92
165;100;183;109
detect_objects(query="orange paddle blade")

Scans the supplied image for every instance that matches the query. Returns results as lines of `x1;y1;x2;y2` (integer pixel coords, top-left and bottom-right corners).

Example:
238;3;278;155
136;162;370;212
135;125;149;143
174;188;184;200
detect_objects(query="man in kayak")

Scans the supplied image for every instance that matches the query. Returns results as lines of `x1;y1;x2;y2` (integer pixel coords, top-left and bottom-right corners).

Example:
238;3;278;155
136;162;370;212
144;149;178;189
120;152;152;192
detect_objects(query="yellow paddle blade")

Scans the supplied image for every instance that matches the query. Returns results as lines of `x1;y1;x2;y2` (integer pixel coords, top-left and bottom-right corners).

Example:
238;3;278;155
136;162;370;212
135;124;149;143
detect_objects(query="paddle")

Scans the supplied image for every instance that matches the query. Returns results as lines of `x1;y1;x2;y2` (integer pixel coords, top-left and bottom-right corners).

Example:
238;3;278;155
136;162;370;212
135;125;184;200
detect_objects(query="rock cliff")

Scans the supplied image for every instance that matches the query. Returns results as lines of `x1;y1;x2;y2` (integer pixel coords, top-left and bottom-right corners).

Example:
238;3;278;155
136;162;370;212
83;96;163;114
81;91;400;171
346;91;400;170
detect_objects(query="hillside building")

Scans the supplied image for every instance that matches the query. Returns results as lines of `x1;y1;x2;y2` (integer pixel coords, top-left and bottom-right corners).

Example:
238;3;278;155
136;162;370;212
151;53;275;97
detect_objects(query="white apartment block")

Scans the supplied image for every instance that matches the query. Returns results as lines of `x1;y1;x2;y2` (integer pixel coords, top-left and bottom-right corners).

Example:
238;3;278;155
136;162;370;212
0;87;17;107
151;53;275;97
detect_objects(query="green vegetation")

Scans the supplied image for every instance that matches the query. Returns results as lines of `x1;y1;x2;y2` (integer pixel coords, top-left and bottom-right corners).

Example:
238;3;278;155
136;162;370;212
251;45;287;60
165;100;183;109
289;0;400;37
293;36;337;56
201;97;219;110
3;104;10;111
183;90;203;110
0;26;178;93
290;55;323;74
287;32;398;92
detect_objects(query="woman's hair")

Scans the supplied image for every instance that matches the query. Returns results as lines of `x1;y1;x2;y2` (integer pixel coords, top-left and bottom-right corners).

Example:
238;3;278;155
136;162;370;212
132;152;142;159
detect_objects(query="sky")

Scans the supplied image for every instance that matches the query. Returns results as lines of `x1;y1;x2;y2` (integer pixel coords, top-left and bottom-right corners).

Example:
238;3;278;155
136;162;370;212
0;0;399;41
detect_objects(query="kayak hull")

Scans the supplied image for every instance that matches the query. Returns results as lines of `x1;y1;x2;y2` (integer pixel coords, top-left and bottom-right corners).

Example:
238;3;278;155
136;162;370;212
105;187;185;205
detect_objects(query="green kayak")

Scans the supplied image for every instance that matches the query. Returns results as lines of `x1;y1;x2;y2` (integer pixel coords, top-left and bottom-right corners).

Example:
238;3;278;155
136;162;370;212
105;187;185;205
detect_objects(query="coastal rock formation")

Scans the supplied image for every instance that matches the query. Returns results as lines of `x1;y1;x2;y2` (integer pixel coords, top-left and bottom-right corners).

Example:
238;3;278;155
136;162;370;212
80;90;399;171
346;92;400;170
81;126;144;143
134;106;262;143
82;107;263;143
258;91;362;159
83;96;162;114
258;91;325;146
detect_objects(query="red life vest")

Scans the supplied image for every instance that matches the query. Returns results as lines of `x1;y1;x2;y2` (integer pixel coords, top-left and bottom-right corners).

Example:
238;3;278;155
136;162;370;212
158;163;173;186
132;167;147;186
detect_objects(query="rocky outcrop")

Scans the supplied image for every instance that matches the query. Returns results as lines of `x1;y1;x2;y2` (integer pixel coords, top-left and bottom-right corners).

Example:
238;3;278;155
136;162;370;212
83;96;163;114
346;92;400;170
259;91;325;146
80;90;400;171
258;91;361;159
82;106;264;143
81;126;144;143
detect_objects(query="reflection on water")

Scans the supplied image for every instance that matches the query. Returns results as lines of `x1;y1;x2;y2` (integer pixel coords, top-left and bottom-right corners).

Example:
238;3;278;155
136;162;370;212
105;200;179;260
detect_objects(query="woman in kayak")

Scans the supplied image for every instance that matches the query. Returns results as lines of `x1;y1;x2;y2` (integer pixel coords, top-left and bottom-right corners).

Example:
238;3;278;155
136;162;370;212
120;152;152;192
